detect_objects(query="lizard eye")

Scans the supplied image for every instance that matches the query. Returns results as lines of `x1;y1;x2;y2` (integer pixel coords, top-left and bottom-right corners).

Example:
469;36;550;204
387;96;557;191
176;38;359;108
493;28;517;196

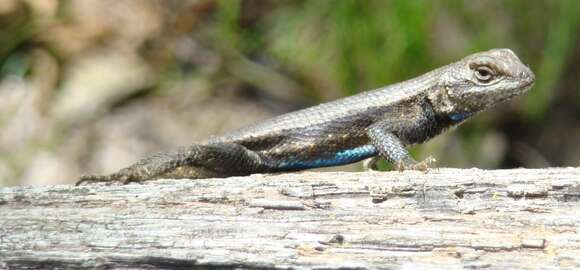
474;65;495;83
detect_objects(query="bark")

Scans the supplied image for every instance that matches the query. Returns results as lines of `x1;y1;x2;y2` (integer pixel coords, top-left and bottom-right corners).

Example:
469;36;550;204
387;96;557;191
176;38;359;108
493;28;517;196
1;168;580;269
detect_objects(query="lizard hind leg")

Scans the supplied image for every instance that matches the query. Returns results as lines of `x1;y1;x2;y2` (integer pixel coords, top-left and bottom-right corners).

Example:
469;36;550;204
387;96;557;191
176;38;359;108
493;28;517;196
76;142;267;185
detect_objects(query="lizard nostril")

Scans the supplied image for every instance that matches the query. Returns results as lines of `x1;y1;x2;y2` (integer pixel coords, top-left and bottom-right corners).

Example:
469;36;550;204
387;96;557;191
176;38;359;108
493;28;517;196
519;65;535;83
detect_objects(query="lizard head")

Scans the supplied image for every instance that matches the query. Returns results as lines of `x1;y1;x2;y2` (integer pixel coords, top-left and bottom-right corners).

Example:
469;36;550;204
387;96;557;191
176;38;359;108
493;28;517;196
431;48;535;122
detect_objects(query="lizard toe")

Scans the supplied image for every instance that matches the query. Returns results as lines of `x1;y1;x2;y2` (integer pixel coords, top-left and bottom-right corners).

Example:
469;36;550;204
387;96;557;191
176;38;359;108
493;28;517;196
412;156;437;172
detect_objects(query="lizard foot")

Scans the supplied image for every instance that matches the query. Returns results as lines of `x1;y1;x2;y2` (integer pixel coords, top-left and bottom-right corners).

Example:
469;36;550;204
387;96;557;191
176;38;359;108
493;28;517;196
395;156;437;172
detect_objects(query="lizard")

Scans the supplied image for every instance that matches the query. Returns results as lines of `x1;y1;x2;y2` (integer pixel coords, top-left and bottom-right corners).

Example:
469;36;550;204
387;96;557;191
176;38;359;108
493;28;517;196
77;48;535;185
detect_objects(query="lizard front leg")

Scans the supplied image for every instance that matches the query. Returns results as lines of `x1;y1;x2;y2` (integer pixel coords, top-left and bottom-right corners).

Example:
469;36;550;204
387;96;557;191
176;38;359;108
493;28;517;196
76;143;266;185
367;121;436;171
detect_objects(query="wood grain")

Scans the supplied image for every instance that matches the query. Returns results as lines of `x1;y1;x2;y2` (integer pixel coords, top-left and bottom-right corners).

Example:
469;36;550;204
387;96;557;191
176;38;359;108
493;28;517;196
1;168;580;269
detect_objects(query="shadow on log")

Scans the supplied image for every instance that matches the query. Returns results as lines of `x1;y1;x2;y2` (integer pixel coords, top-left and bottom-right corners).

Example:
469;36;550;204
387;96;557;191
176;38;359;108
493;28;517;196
1;168;580;269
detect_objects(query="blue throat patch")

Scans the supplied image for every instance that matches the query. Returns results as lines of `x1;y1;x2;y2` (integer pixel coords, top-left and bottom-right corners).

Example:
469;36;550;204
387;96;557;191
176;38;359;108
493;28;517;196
449;112;471;122
276;145;377;170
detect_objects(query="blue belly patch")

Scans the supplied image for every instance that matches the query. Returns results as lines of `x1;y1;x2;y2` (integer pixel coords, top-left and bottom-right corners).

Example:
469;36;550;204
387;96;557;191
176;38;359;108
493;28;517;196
276;145;377;170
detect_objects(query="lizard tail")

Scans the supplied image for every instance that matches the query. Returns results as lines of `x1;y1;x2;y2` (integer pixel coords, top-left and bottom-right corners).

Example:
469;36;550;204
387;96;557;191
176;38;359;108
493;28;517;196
75;173;129;185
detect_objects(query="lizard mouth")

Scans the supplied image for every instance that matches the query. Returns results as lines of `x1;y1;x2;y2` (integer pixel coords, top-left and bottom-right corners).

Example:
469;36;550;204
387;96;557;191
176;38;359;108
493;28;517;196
496;81;534;103
521;78;535;88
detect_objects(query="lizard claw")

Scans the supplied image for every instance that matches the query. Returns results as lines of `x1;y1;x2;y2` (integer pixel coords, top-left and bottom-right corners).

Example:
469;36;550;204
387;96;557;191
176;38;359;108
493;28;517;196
413;156;437;172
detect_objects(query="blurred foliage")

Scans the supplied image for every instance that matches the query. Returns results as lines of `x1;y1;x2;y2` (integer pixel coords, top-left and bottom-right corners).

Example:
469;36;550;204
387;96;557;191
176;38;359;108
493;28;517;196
524;0;579;120
0;0;579;186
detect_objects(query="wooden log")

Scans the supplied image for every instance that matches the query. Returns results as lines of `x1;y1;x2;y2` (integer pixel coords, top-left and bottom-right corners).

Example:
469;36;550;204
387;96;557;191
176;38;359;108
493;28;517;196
1;168;580;269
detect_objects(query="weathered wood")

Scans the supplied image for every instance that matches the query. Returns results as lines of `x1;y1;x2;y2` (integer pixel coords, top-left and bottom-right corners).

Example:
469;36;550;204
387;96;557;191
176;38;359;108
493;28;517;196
1;168;580;269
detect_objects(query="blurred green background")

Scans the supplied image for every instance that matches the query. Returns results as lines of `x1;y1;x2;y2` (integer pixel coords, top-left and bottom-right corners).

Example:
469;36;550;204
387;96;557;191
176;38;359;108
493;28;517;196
0;0;579;186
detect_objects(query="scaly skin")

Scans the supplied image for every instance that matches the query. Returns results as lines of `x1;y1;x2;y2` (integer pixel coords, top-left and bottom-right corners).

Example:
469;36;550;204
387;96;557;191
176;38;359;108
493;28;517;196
77;48;535;185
